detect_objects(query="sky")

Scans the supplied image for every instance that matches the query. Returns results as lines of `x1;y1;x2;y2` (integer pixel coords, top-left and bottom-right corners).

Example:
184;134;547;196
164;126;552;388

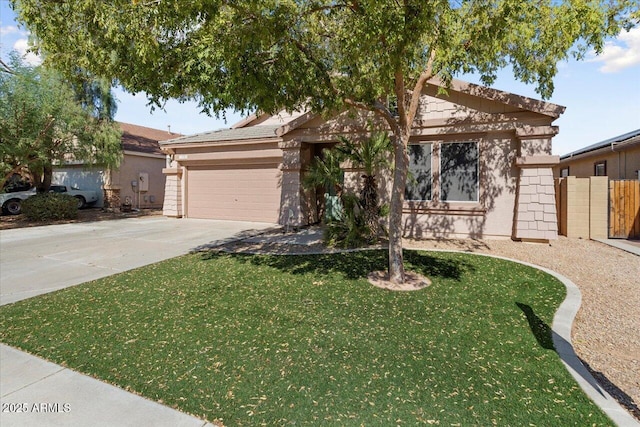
1;1;639;156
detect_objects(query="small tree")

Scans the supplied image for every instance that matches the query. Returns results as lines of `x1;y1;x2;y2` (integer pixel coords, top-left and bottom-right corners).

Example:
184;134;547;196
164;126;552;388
336;133;392;239
303;133;392;247
0;54;122;192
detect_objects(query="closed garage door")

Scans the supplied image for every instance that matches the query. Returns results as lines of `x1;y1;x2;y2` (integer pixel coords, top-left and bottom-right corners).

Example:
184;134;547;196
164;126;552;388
186;164;281;222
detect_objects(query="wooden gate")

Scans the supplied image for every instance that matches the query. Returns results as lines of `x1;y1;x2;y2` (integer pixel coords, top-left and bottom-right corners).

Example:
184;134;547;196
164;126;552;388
609;180;640;239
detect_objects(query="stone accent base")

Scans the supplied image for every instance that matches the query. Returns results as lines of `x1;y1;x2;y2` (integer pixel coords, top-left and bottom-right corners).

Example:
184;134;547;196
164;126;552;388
104;187;121;212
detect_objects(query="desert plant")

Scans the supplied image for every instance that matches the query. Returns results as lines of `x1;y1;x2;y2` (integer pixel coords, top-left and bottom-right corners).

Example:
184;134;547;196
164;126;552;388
336;133;392;239
302;148;345;222
21;193;78;221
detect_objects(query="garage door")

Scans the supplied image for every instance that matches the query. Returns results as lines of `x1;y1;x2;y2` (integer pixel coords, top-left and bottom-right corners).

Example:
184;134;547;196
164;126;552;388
186;164;282;222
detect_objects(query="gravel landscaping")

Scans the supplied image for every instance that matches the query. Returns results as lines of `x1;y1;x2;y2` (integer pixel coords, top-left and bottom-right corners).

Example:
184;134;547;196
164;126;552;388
403;236;640;420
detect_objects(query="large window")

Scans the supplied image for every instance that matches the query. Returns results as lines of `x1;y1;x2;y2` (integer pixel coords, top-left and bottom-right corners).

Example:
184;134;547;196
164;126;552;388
405;143;432;201
440;142;479;202
405;141;479;203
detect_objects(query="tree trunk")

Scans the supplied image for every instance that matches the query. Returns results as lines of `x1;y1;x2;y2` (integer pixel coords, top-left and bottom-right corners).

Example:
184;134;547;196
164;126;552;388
387;131;409;284
36;163;53;193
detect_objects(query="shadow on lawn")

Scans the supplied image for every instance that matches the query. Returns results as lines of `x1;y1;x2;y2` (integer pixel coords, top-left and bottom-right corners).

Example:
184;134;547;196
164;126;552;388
200;249;474;282
517;302;640;420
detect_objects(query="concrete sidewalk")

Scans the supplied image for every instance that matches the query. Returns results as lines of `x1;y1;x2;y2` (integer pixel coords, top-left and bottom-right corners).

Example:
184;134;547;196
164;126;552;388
1;345;215;427
1;217;275;427
595;238;640;256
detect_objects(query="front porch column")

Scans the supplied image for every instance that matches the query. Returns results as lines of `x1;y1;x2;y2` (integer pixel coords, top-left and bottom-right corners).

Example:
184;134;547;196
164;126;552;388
514;126;560;242
278;140;304;227
162;166;183;218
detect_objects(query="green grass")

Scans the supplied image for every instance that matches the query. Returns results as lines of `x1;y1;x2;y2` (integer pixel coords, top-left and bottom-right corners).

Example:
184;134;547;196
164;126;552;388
0;250;611;426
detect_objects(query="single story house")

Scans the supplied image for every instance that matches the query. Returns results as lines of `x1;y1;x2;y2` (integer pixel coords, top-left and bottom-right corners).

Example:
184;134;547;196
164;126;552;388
54;122;179;209
160;79;564;241
554;129;640;179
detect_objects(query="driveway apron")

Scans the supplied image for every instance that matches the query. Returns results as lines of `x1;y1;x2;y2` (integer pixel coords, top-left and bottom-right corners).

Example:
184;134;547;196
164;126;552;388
0;217;275;305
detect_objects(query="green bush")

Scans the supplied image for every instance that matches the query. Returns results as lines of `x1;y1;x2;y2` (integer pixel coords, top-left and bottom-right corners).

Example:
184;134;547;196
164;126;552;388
22;193;78;221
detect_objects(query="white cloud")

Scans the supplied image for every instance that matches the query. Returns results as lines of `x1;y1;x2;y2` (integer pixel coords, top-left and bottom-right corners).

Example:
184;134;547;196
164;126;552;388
0;25;20;36
13;38;41;66
589;27;640;73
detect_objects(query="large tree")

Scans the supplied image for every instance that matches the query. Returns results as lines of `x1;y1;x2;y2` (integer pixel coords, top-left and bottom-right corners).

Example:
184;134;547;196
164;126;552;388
13;0;637;282
0;54;122;192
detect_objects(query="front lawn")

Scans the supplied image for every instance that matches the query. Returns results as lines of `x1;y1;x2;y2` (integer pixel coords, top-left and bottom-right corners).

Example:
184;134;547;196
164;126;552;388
0;250;610;425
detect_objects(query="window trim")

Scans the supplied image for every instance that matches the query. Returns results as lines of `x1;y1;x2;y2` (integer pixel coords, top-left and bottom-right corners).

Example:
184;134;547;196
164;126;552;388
403;139;482;212
405;142;433;202
439;140;479;203
594;160;607;177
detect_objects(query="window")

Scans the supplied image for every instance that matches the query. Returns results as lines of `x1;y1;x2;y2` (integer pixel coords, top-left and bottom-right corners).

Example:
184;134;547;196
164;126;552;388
560;167;569;178
405;143;432;201
594;161;607;176
440;142;479;202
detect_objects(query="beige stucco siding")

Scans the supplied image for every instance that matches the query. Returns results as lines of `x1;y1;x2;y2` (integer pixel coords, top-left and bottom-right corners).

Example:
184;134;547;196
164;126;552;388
360;133;520;239
555;144;640;179
185;165;281;222
109;152;166;208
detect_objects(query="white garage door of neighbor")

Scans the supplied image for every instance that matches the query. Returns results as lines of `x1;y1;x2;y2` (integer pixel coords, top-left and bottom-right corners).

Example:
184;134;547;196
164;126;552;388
187;165;282;222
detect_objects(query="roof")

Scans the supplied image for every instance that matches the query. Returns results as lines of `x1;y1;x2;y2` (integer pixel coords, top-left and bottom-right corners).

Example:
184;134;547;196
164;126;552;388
560;129;640;160
160;125;281;146
160;78;565;147
119;122;181;154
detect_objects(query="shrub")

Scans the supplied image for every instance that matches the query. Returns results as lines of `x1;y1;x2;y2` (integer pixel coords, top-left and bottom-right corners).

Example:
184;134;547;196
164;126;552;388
21;193;78;221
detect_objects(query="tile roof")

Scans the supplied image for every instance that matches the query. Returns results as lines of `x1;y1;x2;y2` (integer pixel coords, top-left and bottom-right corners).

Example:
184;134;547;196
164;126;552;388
160;125;281;145
560;129;640;159
119;122;181;154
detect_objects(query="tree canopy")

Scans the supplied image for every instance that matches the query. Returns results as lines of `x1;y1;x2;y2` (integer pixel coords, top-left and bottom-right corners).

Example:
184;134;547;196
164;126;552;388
0;54;122;192
12;0;637;282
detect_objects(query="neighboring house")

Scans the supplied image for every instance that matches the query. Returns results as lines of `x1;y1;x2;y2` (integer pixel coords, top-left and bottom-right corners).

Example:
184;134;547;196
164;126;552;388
554;129;640;179
161;79;564;242
54;122;179;209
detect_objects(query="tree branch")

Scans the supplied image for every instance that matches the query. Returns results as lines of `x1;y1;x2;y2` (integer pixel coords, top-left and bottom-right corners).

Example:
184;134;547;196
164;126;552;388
0;58;15;75
407;48;436;126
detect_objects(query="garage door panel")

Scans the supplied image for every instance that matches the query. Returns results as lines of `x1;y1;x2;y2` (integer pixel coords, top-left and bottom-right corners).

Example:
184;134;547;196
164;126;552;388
187;166;281;222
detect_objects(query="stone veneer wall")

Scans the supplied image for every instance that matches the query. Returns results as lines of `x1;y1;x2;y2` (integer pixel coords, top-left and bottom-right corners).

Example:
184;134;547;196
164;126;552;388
278;140;304;226
103;186;121;212
515;167;559;241
162;169;182;217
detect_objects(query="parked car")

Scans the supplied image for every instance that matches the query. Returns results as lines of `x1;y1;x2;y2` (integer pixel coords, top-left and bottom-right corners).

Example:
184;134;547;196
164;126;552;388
48;185;99;209
0;185;99;215
0;188;36;215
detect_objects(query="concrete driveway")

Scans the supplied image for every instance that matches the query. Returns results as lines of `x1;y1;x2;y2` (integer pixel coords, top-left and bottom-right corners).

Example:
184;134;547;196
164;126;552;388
0;216;276;306
0;216;274;427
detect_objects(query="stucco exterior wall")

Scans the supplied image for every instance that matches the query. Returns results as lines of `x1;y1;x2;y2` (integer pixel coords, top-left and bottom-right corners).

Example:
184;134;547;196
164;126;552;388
161;80;563;238
555;145;640;179
108;153;166;209
348;133;519;239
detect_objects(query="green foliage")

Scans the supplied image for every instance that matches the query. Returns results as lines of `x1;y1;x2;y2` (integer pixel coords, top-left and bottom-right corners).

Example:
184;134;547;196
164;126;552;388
21;193;78;221
324;193;369;248
11;0;636;111
0;251;612;425
301;148;344;200
0;54;122;191
305;134;392;247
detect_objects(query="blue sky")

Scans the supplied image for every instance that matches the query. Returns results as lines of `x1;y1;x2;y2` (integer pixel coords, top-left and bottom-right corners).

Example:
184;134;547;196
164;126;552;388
1;1;639;155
